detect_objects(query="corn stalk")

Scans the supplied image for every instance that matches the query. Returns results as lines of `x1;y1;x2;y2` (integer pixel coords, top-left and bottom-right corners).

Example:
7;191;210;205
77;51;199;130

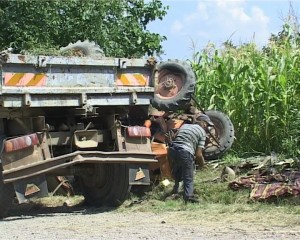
191;27;300;156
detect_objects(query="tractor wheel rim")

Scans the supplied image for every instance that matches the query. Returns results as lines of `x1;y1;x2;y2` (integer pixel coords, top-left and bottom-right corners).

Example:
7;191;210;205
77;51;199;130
156;69;183;99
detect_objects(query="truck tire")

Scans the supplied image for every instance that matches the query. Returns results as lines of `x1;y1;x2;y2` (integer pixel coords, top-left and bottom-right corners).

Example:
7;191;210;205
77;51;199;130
152;60;196;111
79;163;130;207
0;170;14;219
59;40;105;57
203;110;235;160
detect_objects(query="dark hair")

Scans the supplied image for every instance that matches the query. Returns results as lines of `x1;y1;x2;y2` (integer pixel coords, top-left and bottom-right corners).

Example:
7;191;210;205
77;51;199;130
196;114;214;126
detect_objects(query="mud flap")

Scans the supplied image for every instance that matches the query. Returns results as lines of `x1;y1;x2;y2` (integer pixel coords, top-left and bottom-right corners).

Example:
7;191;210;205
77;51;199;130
129;164;150;186
13;175;48;204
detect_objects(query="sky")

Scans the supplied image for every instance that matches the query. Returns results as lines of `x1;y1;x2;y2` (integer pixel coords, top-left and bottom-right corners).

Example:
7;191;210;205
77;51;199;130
148;0;299;60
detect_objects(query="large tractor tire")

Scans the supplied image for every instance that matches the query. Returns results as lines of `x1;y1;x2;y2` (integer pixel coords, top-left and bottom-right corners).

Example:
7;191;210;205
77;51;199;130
59;40;104;57
203;110;235;160
78;163;130;207
0;170;14;219
152;60;196;111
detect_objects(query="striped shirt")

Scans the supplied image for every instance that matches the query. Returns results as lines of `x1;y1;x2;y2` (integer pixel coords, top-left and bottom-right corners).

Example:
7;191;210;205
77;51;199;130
172;124;206;155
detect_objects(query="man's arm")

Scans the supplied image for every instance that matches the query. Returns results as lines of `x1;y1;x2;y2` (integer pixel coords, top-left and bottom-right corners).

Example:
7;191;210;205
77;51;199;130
195;147;206;168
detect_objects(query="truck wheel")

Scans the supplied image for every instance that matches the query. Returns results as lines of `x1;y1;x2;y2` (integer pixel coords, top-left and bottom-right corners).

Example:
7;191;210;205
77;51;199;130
152;60;196;111
79;163;130;207
0;170;14;219
59;40;105;57
203;110;235;160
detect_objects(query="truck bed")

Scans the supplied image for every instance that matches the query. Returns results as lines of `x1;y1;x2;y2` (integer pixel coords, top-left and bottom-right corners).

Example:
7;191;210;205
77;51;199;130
0;53;155;108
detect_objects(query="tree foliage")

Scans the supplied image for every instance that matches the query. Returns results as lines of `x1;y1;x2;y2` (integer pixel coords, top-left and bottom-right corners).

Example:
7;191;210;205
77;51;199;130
0;0;168;57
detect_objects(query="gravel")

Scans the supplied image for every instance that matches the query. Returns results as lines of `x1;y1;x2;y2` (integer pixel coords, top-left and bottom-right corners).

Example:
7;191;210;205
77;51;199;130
1;204;300;240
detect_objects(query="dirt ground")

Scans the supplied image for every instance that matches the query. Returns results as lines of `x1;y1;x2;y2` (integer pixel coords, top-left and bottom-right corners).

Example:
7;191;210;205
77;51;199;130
1;200;300;240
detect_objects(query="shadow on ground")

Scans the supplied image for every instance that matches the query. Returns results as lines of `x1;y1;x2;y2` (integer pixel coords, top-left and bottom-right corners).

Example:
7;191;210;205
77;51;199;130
5;199;118;221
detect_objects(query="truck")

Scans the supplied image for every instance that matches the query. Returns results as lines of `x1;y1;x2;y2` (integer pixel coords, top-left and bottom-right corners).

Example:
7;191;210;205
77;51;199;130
0;41;234;218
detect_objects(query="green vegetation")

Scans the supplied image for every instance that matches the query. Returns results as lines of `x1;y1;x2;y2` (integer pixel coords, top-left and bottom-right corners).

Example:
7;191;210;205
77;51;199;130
191;19;300;157
122;162;300;216
26;162;300;217
0;0;168;57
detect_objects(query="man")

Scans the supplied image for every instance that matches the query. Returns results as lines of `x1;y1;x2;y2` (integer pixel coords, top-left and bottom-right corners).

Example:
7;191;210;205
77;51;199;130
168;114;213;203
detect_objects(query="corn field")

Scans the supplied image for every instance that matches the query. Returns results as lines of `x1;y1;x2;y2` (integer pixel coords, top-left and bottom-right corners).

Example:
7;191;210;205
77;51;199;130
191;24;300;157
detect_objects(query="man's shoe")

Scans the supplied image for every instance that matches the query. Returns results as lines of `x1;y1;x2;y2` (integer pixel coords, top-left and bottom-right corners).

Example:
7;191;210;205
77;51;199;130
184;196;199;204
165;193;181;201
171;188;179;194
171;181;180;194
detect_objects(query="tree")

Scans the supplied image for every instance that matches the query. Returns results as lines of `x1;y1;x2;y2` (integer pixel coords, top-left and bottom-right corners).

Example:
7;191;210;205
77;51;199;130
264;3;300;51
0;0;168;57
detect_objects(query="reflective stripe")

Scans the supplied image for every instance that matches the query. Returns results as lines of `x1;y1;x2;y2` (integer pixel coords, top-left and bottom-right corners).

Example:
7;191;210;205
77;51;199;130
4;73;47;86
116;73;148;86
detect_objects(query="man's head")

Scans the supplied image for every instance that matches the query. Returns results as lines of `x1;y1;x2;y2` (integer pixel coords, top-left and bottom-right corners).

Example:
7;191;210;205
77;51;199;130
195;113;214;128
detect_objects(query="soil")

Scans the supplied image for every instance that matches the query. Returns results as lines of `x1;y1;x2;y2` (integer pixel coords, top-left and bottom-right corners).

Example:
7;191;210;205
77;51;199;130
1;200;300;240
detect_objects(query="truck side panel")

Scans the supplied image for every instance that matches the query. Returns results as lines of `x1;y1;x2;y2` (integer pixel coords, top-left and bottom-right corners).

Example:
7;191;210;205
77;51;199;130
0;54;155;107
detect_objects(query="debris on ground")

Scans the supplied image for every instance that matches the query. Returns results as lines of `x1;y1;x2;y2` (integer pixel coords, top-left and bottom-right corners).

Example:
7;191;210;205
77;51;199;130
229;170;300;200
217;153;300;201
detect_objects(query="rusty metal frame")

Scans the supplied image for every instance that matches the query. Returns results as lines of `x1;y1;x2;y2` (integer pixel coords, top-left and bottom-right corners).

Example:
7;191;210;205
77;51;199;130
3;151;156;183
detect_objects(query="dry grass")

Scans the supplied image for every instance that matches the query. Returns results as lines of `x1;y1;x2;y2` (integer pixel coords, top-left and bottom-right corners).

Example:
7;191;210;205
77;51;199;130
33;195;84;207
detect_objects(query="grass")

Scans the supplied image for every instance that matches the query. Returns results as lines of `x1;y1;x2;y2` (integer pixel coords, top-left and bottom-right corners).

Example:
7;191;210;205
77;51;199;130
21;158;300;224
32;195;84;207
120;160;300;217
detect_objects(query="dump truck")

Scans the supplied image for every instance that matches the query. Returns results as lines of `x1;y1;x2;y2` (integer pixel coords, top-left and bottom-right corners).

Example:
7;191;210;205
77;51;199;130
0;41;234;218
0;41;201;218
